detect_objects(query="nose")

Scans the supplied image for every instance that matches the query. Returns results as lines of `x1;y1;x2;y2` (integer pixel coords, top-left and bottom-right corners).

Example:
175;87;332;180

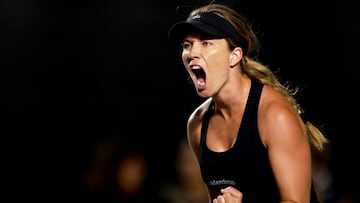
184;42;201;63
189;42;202;58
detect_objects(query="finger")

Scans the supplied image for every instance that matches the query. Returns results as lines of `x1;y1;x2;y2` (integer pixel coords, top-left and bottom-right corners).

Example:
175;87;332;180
213;195;225;203
218;195;225;203
223;192;230;200
221;186;242;198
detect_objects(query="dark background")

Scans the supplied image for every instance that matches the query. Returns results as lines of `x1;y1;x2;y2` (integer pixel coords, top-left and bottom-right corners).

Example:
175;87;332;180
1;0;359;202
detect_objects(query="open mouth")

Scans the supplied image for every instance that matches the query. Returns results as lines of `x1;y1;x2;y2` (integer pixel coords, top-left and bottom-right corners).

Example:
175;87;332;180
191;66;206;87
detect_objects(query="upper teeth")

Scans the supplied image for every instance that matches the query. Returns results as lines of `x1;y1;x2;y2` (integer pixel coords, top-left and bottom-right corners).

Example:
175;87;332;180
192;66;201;70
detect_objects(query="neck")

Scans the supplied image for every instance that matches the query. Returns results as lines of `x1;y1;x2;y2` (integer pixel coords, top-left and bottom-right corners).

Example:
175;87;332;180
212;76;251;119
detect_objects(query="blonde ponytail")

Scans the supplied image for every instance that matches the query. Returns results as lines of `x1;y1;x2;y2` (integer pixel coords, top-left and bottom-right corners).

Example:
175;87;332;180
242;57;328;151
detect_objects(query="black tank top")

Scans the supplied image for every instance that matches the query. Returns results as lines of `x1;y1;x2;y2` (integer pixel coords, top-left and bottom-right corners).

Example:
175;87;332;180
199;80;319;203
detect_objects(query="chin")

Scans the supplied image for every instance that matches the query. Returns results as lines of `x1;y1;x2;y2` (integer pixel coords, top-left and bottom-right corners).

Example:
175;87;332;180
197;91;210;98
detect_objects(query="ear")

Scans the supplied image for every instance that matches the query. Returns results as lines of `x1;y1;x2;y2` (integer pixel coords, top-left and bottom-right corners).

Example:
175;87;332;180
229;47;243;67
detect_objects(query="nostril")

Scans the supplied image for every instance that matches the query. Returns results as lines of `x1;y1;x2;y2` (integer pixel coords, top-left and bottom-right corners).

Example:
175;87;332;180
186;57;192;64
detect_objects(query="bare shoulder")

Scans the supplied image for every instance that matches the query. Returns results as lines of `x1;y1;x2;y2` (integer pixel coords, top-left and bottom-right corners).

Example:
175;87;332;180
258;85;306;147
187;98;212;156
259;85;295;115
188;98;212;126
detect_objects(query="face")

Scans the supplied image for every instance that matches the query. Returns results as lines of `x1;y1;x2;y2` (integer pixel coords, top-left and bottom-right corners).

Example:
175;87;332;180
181;33;233;98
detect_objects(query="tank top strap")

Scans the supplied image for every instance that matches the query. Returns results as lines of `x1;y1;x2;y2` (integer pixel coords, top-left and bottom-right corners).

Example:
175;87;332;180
200;99;215;150
245;80;264;117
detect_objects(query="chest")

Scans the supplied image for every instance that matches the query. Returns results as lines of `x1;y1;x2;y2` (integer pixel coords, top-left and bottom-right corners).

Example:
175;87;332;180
205;115;243;152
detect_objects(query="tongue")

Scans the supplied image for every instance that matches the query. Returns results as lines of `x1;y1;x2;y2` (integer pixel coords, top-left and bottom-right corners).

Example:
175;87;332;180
197;78;205;86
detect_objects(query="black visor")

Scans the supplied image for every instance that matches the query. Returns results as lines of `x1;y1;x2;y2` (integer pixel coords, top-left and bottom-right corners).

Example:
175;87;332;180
168;12;247;52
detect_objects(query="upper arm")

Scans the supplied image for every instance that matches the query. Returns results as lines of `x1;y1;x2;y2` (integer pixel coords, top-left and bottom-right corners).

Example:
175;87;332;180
186;98;212;159
187;111;200;158
259;97;312;203
186;102;207;159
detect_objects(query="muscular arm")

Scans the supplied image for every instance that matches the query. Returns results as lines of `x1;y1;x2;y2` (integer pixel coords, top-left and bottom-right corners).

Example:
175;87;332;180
187;109;202;159
186;99;213;202
186;98;212;159
258;94;313;203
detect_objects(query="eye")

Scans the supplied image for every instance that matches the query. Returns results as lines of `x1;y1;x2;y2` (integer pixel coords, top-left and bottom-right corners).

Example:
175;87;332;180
202;41;211;46
181;41;191;50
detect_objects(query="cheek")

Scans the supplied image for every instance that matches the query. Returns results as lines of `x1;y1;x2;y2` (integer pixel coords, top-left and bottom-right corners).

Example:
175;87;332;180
211;49;232;64
181;51;187;60
181;52;189;65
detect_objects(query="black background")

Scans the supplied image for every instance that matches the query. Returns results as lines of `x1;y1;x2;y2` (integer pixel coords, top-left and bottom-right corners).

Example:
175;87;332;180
1;0;359;202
